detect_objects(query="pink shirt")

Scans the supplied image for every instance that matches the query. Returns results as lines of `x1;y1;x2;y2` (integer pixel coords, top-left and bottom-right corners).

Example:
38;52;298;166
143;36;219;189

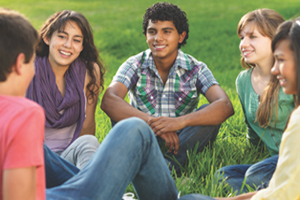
0;95;45;200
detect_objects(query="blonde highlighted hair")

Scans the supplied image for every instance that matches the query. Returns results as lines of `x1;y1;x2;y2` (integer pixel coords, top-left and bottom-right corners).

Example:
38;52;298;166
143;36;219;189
237;9;285;127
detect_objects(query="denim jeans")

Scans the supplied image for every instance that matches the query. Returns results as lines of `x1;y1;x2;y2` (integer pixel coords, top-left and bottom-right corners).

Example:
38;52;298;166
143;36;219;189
214;155;278;194
45;117;179;200
180;194;216;200
112;104;221;175
164;105;220;174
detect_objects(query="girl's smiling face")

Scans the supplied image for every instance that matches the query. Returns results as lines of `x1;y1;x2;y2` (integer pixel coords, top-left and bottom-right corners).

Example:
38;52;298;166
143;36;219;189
272;39;297;95
43;20;84;69
239;23;273;68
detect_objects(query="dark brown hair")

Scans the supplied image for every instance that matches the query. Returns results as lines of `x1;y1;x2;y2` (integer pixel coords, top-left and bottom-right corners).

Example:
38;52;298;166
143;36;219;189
272;19;300;106
36;10;105;100
143;2;189;49
0;8;38;81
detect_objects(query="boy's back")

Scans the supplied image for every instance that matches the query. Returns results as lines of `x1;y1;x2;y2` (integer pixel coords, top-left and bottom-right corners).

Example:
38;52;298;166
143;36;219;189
0;95;45;199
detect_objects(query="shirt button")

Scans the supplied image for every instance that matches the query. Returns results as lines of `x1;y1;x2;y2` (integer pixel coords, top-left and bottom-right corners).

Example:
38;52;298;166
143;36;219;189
150;96;153;100
179;97;182;101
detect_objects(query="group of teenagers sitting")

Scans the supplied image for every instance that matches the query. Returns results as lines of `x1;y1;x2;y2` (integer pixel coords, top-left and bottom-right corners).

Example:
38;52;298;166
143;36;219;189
1;1;300;200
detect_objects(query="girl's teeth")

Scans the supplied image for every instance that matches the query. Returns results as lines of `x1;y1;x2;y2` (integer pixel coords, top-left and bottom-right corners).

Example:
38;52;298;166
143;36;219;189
60;51;71;56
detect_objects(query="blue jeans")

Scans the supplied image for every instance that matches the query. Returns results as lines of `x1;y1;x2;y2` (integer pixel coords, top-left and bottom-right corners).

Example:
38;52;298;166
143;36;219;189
180;194;216;200
45;117;179;200
214;155;278;194
111;104;221;175
162;105;220;174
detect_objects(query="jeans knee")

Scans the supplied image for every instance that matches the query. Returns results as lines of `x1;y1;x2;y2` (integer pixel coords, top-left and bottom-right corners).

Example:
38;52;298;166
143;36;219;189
120;117;152;133
121;117;146;126
122;118;156;143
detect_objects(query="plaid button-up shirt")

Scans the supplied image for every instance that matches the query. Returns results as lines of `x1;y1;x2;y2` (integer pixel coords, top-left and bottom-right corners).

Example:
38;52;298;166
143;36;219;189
112;49;218;117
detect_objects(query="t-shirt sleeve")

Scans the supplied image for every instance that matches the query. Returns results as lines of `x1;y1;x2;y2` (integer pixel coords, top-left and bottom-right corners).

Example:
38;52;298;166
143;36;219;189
112;57;139;90
196;62;219;95
3;106;45;170
251;108;300;200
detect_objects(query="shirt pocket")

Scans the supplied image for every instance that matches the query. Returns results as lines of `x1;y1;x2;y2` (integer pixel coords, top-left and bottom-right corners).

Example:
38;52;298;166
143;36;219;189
174;86;198;116
136;86;157;115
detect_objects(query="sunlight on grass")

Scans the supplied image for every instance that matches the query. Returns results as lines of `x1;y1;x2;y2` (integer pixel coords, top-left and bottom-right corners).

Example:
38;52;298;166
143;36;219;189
2;0;299;197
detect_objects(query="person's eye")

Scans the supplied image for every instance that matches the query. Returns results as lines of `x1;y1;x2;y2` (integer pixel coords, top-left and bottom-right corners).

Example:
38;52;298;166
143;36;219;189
58;35;65;39
275;57;284;63
147;30;155;34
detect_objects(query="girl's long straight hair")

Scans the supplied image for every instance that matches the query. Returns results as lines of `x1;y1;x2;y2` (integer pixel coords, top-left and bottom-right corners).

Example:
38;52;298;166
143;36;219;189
237;9;285;127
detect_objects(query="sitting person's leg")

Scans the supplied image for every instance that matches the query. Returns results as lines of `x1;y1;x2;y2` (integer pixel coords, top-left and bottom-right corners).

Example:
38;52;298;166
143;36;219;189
214;155;278;194
165;104;221;174
46;117;178;200
60;135;99;169
214;164;251;193
244;155;278;189
180;194;216;200
44;144;80;188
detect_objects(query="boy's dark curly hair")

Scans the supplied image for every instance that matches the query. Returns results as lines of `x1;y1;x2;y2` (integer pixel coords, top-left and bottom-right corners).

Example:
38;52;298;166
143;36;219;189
143;2;189;49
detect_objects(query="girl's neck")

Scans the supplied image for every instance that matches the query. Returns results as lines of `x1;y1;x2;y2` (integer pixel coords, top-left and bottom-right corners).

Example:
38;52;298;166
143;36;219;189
251;58;274;96
254;56;273;77
48;58;69;78
254;64;271;78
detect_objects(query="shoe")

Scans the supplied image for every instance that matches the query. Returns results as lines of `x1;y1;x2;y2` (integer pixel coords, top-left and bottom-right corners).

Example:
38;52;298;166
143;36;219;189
122;192;138;200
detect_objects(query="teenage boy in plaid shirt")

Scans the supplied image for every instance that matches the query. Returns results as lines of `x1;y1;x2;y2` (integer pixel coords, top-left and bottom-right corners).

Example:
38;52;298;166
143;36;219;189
101;2;234;174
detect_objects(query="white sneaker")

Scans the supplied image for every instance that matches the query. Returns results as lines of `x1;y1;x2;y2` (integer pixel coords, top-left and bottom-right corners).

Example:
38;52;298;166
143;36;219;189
122;192;138;200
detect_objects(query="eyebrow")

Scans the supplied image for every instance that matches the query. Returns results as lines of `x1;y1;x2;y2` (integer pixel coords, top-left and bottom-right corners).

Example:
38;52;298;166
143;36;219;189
58;30;83;38
274;52;284;57
239;31;254;36
147;27;174;31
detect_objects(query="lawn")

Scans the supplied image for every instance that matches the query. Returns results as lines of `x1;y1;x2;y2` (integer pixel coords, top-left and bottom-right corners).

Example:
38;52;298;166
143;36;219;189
1;0;300;198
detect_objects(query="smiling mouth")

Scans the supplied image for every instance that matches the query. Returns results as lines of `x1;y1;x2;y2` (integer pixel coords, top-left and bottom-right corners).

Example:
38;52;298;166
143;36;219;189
59;50;71;56
242;51;252;56
154;44;167;49
278;78;287;85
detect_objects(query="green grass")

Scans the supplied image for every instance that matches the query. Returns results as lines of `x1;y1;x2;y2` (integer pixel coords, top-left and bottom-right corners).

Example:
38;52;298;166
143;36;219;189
1;0;300;198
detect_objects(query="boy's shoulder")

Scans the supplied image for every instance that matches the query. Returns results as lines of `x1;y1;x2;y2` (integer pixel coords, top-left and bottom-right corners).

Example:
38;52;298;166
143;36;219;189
124;50;150;67
0;95;44;118
177;50;207;70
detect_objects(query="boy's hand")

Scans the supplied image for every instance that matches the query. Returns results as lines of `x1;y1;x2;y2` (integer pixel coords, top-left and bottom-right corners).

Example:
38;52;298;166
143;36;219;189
159;131;180;154
148;116;185;136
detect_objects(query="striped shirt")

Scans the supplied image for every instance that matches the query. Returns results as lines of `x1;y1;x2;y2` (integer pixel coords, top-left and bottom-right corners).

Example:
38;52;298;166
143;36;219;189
112;49;218;117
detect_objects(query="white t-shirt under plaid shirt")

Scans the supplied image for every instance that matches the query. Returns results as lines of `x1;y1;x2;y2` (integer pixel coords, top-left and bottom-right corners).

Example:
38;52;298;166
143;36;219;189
112;49;218;117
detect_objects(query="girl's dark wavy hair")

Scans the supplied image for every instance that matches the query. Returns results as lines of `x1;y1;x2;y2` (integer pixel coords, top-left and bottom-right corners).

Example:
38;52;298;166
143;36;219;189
36;10;105;102
142;2;189;49
272;19;300;106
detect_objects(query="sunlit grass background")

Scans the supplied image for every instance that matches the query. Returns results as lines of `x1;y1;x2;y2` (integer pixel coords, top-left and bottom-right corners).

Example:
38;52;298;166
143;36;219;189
2;0;299;197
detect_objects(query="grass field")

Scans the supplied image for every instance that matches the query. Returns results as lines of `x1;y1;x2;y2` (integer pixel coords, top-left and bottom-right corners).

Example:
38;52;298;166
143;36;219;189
2;0;300;198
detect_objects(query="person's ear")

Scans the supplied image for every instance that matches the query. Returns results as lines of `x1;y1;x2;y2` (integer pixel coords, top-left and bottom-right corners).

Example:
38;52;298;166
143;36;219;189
14;53;26;75
178;31;186;44
43;36;50;45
